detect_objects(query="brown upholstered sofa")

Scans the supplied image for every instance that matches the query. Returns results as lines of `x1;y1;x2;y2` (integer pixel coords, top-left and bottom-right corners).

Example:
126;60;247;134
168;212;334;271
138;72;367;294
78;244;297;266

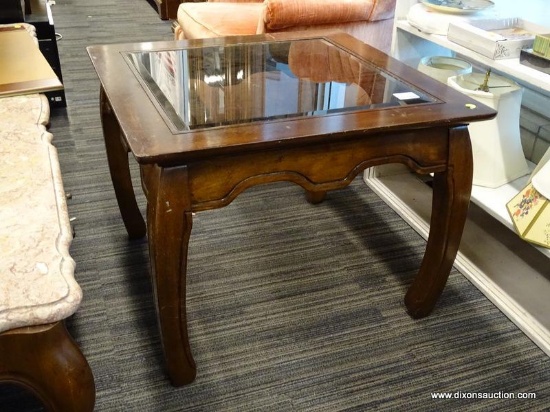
174;0;396;53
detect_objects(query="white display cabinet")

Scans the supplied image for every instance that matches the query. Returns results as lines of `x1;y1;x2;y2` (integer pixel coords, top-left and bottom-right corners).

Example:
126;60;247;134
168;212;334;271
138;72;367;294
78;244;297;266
364;0;550;355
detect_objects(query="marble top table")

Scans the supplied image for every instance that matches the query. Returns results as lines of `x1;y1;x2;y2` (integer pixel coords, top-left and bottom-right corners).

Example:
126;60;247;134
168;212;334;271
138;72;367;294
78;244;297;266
0;94;81;332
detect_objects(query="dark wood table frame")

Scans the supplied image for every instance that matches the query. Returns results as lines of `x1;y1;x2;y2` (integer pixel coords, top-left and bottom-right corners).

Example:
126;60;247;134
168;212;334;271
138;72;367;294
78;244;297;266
88;32;496;386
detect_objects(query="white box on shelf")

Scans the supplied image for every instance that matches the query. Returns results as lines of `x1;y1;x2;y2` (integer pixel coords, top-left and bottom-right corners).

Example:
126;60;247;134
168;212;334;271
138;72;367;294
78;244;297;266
448;18;550;60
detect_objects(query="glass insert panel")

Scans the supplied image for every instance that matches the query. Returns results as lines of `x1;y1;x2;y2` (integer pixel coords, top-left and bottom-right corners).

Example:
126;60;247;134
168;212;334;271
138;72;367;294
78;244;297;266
125;39;436;132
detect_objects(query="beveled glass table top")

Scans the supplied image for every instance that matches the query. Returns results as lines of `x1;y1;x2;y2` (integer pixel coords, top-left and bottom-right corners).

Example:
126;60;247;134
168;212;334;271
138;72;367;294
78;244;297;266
124;38;437;132
88;32;497;163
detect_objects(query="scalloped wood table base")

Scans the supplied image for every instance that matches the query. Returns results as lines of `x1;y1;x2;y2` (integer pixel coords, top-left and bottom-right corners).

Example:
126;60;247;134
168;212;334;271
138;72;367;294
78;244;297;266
0;322;95;411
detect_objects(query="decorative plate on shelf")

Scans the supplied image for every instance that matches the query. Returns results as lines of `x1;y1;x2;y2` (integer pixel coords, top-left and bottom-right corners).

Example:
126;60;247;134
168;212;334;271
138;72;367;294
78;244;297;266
420;0;494;14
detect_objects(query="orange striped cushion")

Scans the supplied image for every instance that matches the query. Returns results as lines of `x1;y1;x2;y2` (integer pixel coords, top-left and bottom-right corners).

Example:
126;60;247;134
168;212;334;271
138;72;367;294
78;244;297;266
264;0;395;30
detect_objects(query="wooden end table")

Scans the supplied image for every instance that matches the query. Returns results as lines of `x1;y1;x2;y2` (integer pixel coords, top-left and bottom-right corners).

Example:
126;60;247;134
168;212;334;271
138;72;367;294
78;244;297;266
87;32;496;386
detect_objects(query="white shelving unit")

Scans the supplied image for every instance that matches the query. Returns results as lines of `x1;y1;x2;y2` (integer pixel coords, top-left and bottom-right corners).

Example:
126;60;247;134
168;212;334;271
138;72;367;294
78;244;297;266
393;19;550;95
365;0;550;355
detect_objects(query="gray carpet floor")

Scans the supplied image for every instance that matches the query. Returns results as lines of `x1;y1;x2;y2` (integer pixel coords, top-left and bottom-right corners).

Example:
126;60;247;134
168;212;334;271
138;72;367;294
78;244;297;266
2;0;550;410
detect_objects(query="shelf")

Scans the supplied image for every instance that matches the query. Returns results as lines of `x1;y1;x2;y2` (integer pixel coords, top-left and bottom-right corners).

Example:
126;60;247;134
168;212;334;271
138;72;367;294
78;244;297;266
391;14;550;260
378;0;550;361
395;20;550;95
471;175;529;229
364;170;550;358
472;169;550;259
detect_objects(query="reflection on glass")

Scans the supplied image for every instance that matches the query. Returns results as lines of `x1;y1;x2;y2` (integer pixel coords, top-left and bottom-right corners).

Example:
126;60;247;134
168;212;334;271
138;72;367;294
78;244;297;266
125;39;436;132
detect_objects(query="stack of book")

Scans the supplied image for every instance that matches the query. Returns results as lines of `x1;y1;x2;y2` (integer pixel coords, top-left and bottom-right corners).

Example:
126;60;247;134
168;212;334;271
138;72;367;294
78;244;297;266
520;33;550;74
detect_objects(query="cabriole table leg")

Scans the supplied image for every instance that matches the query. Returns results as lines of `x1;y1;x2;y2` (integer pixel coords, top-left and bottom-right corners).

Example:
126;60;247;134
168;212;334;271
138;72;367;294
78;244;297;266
100;87;146;239
405;125;473;318
144;164;196;386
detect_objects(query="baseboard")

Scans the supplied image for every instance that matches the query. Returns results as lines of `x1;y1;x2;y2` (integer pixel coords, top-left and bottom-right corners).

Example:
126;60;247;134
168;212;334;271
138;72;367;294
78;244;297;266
363;169;550;357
